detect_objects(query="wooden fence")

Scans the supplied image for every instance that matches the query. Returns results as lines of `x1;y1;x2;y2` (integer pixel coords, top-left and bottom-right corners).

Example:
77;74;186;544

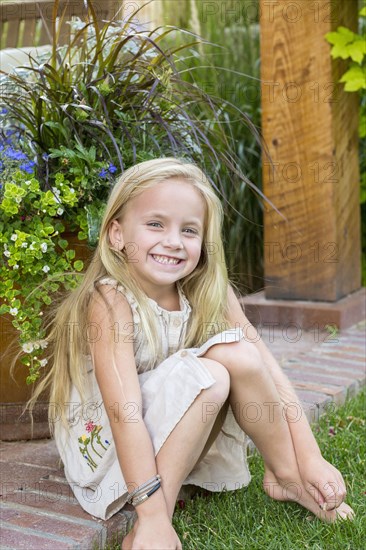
0;0;121;49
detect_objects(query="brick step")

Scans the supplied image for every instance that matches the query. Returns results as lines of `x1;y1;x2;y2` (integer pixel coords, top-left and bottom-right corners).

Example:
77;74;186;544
284;368;360;391
1;501;107;549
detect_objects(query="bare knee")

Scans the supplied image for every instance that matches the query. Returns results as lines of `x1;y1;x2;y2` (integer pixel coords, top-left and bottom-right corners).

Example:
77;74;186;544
198;357;230;403
204;340;263;378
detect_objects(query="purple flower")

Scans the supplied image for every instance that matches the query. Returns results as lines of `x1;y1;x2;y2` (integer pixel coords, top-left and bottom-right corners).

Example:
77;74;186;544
98;168;108;178
4;148;28;161
99;164;117;178
19;161;36;174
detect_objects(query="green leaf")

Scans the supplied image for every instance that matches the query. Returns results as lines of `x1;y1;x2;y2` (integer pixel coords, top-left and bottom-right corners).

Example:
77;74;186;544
57;239;68;250
326;27;356;59
74;260;84;272
78;231;88;241
340;66;366;91
85;202;105;246
347;40;366;64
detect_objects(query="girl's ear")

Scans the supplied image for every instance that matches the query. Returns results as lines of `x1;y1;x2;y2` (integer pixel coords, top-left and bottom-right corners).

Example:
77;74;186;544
108;219;125;251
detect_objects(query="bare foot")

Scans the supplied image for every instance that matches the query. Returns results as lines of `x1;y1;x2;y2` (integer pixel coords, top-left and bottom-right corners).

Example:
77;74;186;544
263;470;354;522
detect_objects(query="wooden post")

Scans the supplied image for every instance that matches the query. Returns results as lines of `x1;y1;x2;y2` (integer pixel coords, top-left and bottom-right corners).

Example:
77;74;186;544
259;0;360;301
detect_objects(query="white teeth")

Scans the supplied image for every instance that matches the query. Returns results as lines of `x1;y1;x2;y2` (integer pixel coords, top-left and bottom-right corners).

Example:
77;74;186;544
152;255;180;265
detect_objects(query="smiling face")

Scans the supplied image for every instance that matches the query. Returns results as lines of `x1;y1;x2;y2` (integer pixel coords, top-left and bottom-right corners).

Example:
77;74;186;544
108;178;206;301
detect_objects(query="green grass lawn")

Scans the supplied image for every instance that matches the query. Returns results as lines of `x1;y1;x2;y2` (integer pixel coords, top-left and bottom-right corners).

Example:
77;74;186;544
108;388;366;549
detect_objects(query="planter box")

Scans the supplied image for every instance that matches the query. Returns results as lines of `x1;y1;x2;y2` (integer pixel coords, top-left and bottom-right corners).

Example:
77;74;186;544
0;233;93;440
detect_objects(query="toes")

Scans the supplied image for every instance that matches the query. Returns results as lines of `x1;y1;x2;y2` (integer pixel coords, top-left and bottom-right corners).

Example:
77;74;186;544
323;481;347;510
335;503;355;521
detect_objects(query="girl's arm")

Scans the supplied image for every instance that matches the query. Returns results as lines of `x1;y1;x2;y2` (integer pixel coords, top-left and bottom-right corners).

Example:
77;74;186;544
89;286;181;546
226;284;347;509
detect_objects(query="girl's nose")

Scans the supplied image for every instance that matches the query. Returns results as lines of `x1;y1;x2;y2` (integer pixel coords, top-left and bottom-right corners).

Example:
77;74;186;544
162;232;183;249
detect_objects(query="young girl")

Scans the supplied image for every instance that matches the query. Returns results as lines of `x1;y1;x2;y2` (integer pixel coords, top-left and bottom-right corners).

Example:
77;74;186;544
31;158;353;550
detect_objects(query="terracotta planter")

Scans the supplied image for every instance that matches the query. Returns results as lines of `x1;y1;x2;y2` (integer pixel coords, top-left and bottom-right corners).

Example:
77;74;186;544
0;232;93;441
0;312;50;440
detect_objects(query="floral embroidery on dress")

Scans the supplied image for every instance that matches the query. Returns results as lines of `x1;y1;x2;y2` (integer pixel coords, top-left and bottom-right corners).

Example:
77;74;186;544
78;421;111;472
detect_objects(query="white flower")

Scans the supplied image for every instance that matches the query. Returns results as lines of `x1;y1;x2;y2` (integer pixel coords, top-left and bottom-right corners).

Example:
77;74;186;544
70;188;75;193
21;242;28;248
13;264;19;270
39;340;48;349
41;243;47;253
42;265;50;273
11;234;17;241
52;187;61;203
9;308;18;316
22;342;34;353
57;207;64;216
34;343;40;350
15;197;22;204
4;250;10;257
39;359;48;367
25;180;31;186
29;241;36;250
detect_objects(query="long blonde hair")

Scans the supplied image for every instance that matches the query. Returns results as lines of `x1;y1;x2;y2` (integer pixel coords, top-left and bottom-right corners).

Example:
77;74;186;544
29;157;232;429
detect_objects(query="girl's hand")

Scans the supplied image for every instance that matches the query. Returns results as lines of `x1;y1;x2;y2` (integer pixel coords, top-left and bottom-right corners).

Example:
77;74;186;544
299;455;347;511
122;517;182;550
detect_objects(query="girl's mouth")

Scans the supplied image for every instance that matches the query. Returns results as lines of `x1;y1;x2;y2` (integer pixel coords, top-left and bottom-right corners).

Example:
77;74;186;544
151;254;183;265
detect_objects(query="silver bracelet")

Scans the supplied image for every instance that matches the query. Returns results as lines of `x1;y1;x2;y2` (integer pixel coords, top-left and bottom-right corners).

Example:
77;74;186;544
127;474;161;504
130;481;161;507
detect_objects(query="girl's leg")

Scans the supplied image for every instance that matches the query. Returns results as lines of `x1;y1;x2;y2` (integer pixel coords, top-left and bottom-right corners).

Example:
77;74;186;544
124;357;229;532
154;358;230;520
202;341;351;521
122;358;230;549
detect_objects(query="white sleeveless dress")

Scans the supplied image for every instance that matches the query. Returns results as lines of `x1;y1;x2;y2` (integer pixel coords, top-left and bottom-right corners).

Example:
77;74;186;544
54;277;251;520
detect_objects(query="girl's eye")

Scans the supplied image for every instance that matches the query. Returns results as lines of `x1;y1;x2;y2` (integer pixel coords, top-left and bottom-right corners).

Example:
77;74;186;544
147;223;198;234
147;222;162;228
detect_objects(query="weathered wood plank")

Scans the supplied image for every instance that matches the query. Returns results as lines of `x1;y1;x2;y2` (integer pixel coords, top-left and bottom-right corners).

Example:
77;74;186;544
0;1;120;48
4;19;20;47
21;17;36;48
260;0;360;301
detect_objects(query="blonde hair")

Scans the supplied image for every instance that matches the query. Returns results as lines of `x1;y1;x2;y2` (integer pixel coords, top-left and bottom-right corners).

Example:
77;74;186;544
29;157;231;429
